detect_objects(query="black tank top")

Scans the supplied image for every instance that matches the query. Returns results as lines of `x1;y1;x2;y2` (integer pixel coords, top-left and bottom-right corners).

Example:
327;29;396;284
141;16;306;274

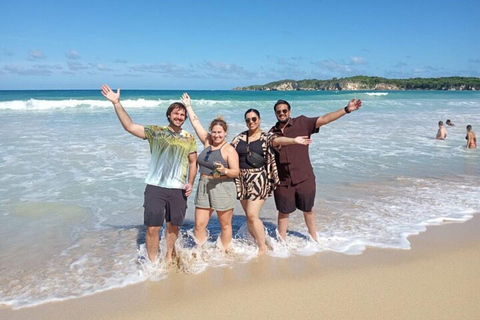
235;139;264;169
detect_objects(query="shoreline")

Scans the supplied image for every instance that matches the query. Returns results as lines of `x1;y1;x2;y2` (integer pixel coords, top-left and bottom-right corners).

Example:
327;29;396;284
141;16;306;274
2;214;479;320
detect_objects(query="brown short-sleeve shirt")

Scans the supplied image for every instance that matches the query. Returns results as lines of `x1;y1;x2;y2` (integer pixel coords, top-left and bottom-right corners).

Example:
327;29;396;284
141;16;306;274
269;116;319;185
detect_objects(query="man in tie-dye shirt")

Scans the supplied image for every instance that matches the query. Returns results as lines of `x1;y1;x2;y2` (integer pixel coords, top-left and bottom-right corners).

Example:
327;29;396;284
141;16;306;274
101;85;197;264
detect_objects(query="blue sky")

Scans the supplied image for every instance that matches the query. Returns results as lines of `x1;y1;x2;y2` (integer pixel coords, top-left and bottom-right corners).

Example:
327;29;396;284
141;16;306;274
1;0;479;89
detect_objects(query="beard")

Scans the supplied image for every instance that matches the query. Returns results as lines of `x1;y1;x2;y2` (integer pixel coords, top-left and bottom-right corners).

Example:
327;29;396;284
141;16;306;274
169;118;185;128
278;117;290;124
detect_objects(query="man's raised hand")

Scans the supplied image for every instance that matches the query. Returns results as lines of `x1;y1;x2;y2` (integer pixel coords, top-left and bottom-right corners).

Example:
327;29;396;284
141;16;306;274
181;92;191;107
346;98;362;112
101;85;120;104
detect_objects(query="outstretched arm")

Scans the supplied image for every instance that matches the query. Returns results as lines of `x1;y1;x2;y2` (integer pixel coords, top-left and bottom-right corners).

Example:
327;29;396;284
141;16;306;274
181;93;209;145
101;84;145;139
315;99;362;128
273;136;312;147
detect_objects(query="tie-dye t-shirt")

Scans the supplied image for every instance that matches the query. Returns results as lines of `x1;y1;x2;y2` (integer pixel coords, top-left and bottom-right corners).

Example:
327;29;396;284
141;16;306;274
143;125;197;189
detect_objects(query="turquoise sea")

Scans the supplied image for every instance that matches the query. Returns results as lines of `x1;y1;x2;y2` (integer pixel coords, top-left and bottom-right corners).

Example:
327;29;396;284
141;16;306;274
0;90;479;308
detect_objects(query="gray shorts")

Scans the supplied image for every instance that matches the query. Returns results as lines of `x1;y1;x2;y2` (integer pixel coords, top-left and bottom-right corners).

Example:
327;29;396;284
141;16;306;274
143;184;187;227
195;177;236;211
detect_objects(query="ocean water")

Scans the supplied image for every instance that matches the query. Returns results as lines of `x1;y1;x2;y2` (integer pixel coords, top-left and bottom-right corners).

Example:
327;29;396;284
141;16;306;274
0;90;479;308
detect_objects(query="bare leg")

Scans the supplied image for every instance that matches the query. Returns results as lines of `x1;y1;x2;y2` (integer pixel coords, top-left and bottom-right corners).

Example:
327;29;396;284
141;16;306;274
303;210;317;241
277;212;289;241
194;207;213;245
145;226;160;262
241;199;267;254
217;209;233;250
165;222;179;262
240;201;255;236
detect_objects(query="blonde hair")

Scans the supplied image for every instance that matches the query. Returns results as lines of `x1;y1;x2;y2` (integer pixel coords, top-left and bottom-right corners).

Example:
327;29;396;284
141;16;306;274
209;115;228;132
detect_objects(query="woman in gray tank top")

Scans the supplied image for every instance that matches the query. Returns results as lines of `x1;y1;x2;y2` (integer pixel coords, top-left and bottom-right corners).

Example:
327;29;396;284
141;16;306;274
182;93;240;251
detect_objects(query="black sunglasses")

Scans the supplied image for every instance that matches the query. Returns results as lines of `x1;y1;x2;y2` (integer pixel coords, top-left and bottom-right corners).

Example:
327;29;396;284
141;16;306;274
245;117;258;123
276;109;289;115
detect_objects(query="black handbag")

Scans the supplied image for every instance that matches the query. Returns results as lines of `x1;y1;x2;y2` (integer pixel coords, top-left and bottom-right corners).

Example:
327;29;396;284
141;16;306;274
245;133;266;168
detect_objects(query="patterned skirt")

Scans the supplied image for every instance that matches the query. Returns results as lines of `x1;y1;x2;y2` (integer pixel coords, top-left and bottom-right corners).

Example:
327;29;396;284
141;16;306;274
235;167;270;200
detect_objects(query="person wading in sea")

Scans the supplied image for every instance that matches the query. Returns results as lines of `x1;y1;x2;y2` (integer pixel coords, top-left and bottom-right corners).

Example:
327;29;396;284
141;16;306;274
269;98;362;242
101;85;197;264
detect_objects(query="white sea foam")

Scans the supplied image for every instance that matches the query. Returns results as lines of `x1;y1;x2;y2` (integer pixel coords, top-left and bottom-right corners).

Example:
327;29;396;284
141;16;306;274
0;98;266;111
0;99;162;110
365;92;389;96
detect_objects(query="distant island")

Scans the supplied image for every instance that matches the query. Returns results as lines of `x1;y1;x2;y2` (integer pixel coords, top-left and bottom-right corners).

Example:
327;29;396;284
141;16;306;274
232;76;480;91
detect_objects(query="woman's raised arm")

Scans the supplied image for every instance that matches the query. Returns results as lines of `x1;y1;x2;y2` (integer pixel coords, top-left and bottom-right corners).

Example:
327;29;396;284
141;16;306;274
181;92;209;145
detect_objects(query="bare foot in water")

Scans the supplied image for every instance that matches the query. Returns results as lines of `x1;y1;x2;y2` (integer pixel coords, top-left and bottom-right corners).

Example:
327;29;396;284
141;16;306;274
258;245;267;255
165;248;178;268
165;257;179;270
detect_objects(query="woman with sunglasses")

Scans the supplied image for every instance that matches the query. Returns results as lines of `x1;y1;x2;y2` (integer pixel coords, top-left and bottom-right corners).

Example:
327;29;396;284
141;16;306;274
231;109;312;254
181;93;240;251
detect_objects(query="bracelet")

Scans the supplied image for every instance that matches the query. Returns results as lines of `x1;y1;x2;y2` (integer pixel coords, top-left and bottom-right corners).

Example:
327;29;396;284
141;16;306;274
113;100;120;105
224;169;228;175
344;106;351;114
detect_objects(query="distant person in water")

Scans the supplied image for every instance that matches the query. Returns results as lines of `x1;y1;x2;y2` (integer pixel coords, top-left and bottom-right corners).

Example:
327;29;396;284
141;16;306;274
446;119;455;126
436;121;447;140
466;125;477;149
101;85;197;264
269;98;362;242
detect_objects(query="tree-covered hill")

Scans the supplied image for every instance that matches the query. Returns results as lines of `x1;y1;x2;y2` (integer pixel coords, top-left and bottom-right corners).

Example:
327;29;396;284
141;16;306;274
232;76;480;91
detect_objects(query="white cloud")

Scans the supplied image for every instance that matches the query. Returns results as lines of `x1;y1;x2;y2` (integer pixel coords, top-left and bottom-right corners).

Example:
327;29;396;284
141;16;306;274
66;50;81;60
200;61;258;79
67;61;89;71
317;60;353;73
93;63;113;71
29;49;45;59
33;64;63;70
350;56;366;65
127;61;261;79
129;63;198;77
4;64;52;76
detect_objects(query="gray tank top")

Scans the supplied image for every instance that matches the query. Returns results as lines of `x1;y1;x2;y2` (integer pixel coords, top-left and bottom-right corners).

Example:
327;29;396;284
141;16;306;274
198;144;229;175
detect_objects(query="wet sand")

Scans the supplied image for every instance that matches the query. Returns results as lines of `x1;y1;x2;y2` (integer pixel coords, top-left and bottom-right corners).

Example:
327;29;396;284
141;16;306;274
2;215;480;320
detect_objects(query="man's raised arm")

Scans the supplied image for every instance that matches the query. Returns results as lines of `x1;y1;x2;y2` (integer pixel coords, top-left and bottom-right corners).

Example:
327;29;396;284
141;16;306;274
315;98;362;128
101;84;145;139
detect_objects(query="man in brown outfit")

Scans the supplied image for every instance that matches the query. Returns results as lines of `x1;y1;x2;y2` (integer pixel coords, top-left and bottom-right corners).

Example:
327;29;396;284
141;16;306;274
270;98;361;241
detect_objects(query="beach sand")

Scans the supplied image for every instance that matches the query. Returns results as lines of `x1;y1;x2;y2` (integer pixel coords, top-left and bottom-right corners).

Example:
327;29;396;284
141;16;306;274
2;215;480;320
